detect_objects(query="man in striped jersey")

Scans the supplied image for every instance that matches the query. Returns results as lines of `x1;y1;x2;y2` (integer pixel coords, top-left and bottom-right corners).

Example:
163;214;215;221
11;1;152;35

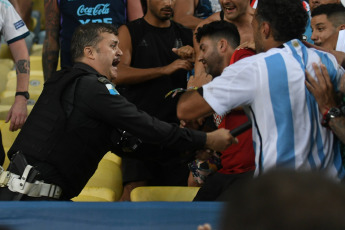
177;0;345;180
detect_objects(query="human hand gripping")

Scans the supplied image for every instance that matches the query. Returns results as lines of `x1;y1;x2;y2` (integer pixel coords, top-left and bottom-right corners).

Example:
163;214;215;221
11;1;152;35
205;128;238;152
305;63;338;115
172;45;196;63
6;96;28;131
161;59;194;76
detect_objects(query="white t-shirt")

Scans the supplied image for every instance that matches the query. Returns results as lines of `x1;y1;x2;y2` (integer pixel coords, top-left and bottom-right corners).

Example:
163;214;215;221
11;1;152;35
0;0;29;44
336;30;345;53
202;39;345;180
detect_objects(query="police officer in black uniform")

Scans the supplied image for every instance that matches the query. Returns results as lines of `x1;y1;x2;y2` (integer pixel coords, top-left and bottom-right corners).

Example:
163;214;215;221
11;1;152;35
0;23;234;201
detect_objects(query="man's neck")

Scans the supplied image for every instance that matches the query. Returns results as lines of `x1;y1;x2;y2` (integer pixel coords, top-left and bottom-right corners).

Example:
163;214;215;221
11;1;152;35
224;6;254;26
144;14;171;28
264;39;285;52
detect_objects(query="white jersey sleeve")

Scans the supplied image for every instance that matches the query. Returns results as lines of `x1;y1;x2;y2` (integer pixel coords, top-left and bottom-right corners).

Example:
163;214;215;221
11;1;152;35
0;0;29;44
336;30;345;53
202;55;259;115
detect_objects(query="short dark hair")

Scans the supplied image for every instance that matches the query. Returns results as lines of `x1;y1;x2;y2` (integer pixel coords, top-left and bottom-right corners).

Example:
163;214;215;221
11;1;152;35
71;23;118;62
195;20;240;49
311;3;345;28
256;0;308;42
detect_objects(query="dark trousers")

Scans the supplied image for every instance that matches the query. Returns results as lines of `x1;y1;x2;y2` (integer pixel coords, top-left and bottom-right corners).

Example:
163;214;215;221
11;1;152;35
193;170;254;201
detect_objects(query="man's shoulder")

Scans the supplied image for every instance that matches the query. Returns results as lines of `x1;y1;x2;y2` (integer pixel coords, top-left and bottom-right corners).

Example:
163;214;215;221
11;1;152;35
126;17;145;28
170;20;192;31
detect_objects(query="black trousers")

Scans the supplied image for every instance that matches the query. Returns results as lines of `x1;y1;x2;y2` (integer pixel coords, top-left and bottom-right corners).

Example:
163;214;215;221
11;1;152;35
193;170;254;201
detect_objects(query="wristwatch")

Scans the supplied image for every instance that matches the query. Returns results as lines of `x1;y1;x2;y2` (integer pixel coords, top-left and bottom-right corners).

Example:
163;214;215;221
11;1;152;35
321;107;343;127
15;91;30;100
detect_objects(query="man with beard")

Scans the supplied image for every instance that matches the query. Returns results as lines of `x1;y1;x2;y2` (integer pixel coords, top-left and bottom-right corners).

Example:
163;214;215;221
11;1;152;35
188;20;256;201
115;0;194;201
189;0;254;90
177;0;345;180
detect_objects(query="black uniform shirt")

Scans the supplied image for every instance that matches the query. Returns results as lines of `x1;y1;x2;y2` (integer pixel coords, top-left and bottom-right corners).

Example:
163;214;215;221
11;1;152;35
27;62;206;200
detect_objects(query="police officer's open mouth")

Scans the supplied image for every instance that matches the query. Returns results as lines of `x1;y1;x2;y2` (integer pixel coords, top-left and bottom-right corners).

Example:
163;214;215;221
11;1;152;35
112;59;120;67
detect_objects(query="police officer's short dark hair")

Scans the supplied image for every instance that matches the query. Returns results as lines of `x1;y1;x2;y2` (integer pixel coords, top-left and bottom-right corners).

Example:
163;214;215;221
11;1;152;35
71;23;119;62
195;20;240;49
311;3;345;28
256;0;308;42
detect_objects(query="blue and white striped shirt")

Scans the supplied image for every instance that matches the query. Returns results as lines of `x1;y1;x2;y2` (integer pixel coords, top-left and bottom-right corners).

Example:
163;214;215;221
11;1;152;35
203;39;345;180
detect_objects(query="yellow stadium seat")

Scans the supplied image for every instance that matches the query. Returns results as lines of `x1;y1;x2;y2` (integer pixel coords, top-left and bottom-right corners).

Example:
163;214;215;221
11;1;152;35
28;16;38;33
0;105;11;120
130;186;200;202
3;147;10;170
103;151;122;166
30;44;43;56
0;59;14;93
0;120;20;168
0;90;40;106
32;0;45;31
1;70;44;105
30;56;43;71
72;187;117;202
72;158;123;202
0;44;13;59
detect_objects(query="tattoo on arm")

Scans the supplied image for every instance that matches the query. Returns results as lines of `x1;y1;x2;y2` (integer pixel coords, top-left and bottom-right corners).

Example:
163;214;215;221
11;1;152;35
16;60;30;74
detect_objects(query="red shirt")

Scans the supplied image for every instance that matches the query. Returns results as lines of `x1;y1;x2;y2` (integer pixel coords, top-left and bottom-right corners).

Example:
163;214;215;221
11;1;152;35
217;48;256;174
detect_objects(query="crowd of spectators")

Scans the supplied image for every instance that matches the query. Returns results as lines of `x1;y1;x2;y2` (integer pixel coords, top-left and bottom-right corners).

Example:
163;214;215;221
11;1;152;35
1;0;345;226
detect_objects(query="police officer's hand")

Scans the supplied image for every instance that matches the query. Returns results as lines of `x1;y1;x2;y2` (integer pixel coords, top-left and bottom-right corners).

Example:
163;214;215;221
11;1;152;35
205;128;237;152
161;59;193;76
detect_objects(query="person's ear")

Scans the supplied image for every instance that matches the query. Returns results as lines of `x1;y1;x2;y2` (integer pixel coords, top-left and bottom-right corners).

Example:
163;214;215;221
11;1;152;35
84;46;95;60
218;39;227;52
262;22;271;39
338;24;345;31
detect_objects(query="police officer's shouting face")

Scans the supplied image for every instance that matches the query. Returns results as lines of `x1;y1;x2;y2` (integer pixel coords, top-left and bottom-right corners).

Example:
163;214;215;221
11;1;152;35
90;32;123;82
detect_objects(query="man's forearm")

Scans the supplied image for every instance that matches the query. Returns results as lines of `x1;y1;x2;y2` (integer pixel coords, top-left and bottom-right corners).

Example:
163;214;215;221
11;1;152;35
115;65;167;85
42;47;59;81
177;89;213;120
42;25;60;81
9;39;29;92
43;0;60;81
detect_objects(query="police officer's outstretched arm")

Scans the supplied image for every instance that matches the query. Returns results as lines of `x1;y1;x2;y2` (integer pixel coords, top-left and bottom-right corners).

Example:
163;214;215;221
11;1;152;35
76;75;233;152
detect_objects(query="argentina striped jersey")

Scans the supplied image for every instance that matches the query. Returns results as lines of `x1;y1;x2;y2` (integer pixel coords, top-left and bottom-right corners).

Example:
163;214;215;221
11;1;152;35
202;39;345;180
